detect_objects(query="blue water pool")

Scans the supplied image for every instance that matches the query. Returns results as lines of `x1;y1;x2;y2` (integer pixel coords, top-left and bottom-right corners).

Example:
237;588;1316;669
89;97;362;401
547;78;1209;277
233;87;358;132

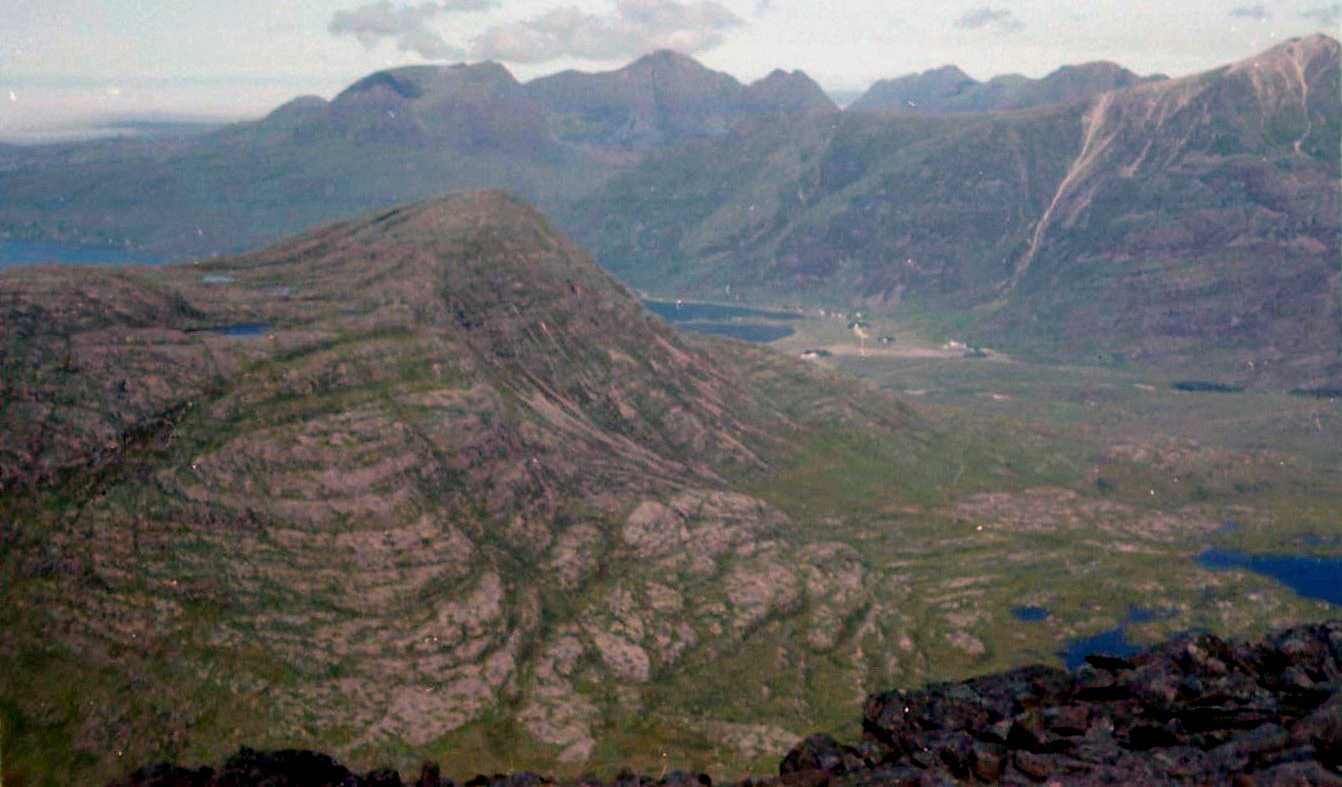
1198;548;1342;606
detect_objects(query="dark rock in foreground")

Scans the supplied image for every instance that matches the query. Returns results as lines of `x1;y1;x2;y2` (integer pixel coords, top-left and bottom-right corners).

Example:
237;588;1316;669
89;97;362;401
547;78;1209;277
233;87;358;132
113;623;1342;786
810;622;1342;785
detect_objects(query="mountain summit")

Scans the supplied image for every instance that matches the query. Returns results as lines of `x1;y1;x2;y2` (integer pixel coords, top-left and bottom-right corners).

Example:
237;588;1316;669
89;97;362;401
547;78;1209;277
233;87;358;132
313;62;554;151
525;51;837;149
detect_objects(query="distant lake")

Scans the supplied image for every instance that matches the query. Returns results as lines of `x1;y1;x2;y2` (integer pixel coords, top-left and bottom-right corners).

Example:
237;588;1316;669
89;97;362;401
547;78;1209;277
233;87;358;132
642;299;802;343
1198;548;1342;606
0;238;164;268
643;299;805;322
196;324;270;339
678;322;795;343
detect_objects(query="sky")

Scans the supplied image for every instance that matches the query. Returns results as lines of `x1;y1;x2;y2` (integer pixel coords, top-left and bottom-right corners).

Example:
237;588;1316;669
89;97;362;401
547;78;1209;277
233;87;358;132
0;0;1337;141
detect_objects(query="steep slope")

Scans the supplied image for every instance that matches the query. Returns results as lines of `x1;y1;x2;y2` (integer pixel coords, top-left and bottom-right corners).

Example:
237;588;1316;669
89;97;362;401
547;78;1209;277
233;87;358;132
558;102;1082;300
998;32;1341;380
525;50;836;150
850;61;1158;114
561;35;1341;384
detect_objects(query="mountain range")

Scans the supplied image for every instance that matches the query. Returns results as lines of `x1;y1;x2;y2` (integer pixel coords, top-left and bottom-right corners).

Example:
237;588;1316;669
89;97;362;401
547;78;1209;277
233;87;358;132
848;61;1162;114
0;50;830;263
528;50;836;150
558;34;1341;385
1;36;1337;385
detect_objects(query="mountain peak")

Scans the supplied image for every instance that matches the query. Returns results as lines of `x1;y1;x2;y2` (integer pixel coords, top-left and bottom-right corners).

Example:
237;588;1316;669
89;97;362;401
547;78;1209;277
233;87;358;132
1286;32;1340;53
924;64;976;82
1044;61;1134;80
744;69;839;113
629;49;710;72
526;51;757;148
268;190;559;274
336;61;521;102
848;65;978;112
357;189;533;230
1230;31;1341;73
850;58;1156;113
263;94;328;123
323;62;549;151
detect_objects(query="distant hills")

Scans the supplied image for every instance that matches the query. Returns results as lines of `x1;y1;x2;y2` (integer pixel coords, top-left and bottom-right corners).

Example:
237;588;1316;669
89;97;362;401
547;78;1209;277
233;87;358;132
559;34;1341;385
261;51;836;154
528;50;836;150
849;61;1161;114
0;50;833;260
0;36;1338;383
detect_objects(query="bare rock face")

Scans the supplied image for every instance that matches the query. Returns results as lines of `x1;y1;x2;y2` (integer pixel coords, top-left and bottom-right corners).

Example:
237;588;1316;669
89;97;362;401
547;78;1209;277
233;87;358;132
623;490;786;570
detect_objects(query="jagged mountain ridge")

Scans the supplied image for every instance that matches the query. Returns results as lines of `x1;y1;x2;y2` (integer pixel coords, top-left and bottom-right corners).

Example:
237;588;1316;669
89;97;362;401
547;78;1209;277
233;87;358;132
314;63;556;152
526;50;837;150
850;60;1161;114
559;34;1341;385
271;53;837;154
0;51;836;260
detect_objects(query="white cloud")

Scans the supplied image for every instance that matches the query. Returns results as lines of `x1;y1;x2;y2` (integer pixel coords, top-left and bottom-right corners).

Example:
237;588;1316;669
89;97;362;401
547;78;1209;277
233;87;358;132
328;0;494;60
1228;5;1270;19
470;0;742;63
953;7;1024;34
1300;3;1341;27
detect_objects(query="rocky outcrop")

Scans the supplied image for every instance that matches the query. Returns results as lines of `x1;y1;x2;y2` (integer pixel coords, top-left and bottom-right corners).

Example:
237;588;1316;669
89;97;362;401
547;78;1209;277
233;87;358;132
785;622;1342;785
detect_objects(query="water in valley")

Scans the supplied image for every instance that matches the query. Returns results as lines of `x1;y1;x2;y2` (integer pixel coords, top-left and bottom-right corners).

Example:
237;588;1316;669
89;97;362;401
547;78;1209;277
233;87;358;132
0;238;164;268
642;298;802;343
1198;548;1342;606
